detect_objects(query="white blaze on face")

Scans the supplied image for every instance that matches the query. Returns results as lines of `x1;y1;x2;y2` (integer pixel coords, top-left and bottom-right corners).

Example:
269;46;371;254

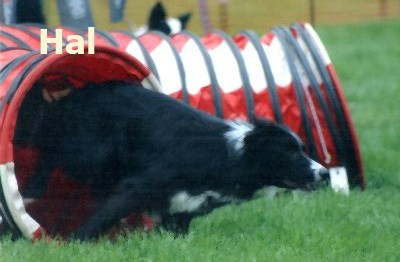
309;159;326;181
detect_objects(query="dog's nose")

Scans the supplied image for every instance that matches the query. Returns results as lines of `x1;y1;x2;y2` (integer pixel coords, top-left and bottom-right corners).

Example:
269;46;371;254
318;167;330;181
309;159;329;184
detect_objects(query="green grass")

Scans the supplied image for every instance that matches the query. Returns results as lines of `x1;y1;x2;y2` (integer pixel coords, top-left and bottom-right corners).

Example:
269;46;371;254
1;20;400;261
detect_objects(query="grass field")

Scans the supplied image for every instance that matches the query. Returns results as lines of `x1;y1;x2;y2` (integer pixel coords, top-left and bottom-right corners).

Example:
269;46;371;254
1;20;400;261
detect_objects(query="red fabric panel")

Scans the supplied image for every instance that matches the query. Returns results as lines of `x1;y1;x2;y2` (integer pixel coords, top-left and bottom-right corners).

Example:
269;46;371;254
0;25;41;49
139;34;163;52
110;31;134;50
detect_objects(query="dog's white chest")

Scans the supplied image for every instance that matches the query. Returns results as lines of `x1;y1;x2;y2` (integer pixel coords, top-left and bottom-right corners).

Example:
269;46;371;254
168;191;230;214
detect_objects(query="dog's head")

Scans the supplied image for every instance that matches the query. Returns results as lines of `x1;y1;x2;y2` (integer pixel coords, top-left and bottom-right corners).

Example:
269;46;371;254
148;2;191;35
241;119;329;191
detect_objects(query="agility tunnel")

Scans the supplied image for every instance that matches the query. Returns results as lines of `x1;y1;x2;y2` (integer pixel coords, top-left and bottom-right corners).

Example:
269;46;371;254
0;23;365;240
112;23;365;189
0;45;160;239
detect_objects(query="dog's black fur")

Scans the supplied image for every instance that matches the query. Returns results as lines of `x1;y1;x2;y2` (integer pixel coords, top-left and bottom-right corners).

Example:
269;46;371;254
15;81;326;240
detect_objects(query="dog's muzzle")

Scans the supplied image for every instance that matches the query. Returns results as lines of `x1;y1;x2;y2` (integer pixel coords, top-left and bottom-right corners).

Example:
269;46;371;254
310;159;330;186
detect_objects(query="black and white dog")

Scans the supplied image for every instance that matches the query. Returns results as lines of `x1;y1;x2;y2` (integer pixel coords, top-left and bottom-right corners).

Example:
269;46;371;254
135;1;191;35
15;81;328;240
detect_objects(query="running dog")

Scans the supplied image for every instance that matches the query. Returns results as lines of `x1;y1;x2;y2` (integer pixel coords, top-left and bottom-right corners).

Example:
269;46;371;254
15;80;328;240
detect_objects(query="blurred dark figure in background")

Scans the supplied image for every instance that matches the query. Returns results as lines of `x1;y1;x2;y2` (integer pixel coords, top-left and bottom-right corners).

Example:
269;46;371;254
16;0;46;24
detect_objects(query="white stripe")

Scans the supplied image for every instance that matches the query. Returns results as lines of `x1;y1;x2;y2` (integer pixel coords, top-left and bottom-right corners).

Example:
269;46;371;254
179;38;210;95
149;40;182;95
241;41;267;94
0;162;40;239
262;36;292;87
304;23;331;65
125;40;147;66
208;41;242;93
295;35;323;85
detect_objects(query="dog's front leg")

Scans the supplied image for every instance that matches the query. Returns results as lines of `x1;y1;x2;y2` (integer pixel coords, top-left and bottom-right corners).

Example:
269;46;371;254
72;179;147;241
160;213;193;234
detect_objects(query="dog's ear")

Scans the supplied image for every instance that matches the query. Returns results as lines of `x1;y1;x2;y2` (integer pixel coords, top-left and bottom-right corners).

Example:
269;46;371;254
252;118;290;140
148;2;167;25
253;118;275;129
178;12;191;29
148;2;171;33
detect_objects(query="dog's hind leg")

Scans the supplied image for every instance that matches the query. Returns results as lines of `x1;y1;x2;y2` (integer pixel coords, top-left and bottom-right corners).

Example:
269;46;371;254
21;151;57;198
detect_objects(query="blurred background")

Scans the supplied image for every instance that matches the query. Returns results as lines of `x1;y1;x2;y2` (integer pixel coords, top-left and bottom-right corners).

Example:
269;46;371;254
40;0;400;34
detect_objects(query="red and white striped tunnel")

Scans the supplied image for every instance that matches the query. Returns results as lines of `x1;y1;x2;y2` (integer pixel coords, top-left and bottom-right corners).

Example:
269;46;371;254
114;24;364;189
0;23;365;239
0;45;160;240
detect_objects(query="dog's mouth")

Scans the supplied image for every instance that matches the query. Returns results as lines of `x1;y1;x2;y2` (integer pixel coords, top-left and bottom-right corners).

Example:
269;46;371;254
281;163;330;191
